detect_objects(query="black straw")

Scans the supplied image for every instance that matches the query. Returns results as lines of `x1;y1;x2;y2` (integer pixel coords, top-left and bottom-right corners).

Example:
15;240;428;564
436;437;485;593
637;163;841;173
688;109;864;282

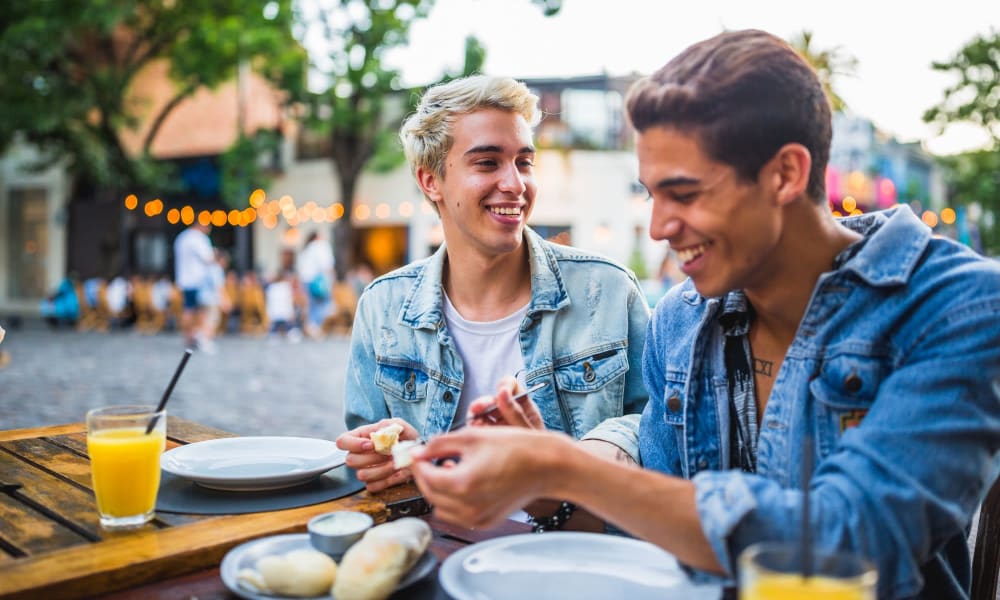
145;349;193;434
801;434;815;578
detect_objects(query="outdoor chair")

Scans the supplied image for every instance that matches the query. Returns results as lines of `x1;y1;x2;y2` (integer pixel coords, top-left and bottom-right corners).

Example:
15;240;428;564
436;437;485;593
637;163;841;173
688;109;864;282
973;471;1000;600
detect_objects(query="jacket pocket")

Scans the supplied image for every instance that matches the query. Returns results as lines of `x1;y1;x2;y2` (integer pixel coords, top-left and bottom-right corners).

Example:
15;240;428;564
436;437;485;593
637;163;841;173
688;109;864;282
809;354;889;456
552;344;629;437
374;359;428;404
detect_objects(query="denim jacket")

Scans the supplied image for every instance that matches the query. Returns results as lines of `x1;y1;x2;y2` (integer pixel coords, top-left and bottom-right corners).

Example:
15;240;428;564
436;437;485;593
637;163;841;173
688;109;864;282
637;207;1000;599
344;227;649;443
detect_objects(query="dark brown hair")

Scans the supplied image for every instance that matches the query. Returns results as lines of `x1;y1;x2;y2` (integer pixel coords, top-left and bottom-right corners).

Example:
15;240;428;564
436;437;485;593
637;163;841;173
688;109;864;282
626;29;831;202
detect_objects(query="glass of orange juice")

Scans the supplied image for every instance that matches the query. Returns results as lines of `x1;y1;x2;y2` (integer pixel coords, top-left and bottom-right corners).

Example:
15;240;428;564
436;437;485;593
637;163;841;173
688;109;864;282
739;542;877;600
86;405;166;529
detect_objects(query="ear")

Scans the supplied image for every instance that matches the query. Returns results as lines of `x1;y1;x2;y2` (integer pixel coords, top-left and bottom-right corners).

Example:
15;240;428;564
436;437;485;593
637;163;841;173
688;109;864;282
764;143;811;207
415;166;444;204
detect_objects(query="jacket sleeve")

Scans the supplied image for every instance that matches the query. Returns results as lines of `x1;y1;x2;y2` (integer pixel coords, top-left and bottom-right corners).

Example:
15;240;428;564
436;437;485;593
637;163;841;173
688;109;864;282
343;291;390;430
691;295;1000;598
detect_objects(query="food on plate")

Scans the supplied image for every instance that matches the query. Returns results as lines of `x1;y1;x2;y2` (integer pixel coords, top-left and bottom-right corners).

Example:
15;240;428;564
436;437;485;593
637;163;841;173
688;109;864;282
236;548;337;597
370;423;404;455
333;517;432;600
391;440;421;469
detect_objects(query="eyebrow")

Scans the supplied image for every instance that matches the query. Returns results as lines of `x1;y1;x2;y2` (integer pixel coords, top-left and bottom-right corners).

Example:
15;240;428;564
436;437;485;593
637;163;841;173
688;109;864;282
640;175;702;191
464;144;536;156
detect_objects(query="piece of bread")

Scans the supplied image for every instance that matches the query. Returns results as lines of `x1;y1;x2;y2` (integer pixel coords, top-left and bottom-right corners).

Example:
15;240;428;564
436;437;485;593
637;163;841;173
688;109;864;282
332;517;431;600
391;440;421;469
238;548;337;597
370;423;404;455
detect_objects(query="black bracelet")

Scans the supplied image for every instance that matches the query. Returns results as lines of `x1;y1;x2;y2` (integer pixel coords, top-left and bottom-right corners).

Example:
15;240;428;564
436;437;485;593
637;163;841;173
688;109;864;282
529;501;577;533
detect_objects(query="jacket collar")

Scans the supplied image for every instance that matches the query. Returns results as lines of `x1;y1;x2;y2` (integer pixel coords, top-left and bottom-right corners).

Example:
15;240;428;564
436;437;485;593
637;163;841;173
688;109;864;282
399;227;570;330
837;206;931;287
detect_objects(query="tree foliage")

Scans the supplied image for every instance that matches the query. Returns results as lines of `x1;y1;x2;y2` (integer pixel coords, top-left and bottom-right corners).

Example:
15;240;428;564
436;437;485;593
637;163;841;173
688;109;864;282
924;29;1000;149
925;30;1000;255
0;0;306;194
789;30;858;113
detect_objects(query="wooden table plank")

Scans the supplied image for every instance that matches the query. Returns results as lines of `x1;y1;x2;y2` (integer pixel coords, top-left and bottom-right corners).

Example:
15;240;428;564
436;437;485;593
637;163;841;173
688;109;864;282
0;424;83;443
0;494;91;557
1;437;93;488
0;450;106;544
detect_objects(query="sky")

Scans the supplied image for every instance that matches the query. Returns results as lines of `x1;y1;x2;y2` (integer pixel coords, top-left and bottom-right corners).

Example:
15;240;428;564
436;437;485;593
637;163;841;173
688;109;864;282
381;0;1000;156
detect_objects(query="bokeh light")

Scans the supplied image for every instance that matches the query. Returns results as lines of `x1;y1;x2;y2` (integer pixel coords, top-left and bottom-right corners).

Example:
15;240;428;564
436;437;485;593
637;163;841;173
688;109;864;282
124;194;138;210
921;210;939;228
941;207;956;225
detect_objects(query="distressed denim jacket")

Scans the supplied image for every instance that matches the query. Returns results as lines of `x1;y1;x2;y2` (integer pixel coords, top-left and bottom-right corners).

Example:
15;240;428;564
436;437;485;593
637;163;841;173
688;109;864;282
344;227;649;444
635;207;1000;599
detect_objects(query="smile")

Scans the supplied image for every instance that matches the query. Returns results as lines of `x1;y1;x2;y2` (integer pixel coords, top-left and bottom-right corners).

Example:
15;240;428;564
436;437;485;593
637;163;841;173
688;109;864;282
488;206;522;216
674;242;710;265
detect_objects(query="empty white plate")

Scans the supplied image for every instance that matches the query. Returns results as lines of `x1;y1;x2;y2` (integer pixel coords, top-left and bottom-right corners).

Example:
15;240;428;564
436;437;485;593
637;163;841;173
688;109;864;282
439;532;722;600
161;437;347;491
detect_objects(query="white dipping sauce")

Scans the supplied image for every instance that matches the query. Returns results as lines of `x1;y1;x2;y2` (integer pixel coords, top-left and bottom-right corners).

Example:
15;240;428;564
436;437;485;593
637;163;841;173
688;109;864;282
311;511;372;535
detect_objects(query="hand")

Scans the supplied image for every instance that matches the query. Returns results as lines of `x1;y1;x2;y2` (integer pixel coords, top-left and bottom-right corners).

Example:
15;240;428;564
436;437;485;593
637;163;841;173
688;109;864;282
335;418;419;493
410;427;574;529
466;375;545;430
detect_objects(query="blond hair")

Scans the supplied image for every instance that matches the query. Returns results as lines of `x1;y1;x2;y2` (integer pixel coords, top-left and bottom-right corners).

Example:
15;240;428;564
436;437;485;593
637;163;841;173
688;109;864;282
400;75;541;180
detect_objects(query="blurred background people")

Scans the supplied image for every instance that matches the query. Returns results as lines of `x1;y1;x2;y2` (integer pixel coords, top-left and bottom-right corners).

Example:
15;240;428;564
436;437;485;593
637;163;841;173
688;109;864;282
173;223;214;350
297;231;335;339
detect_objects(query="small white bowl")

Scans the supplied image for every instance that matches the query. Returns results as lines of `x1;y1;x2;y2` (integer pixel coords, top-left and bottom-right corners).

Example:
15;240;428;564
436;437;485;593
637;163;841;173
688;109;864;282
307;510;373;558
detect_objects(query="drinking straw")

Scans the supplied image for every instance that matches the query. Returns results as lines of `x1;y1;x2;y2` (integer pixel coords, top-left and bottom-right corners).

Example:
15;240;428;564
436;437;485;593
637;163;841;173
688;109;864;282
145;349;193;434
801;434;815;578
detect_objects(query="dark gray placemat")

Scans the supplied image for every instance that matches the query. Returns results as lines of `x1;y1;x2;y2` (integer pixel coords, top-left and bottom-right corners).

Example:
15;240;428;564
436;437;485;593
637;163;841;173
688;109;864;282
156;465;364;514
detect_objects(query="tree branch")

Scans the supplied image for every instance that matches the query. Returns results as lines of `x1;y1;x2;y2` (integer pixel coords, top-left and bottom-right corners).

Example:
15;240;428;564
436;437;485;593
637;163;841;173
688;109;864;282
142;80;199;154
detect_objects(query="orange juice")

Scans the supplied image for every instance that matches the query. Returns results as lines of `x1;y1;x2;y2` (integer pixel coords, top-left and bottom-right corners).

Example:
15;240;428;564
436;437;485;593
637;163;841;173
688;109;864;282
743;573;875;600
88;427;165;520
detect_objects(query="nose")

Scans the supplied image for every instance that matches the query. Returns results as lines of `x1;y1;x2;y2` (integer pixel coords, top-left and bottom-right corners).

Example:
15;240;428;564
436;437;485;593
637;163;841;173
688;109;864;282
649;201;683;242
497;163;527;196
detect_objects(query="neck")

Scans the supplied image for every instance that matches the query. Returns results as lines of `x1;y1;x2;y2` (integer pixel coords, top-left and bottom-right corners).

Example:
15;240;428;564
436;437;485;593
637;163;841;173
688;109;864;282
443;243;532;321
745;203;862;346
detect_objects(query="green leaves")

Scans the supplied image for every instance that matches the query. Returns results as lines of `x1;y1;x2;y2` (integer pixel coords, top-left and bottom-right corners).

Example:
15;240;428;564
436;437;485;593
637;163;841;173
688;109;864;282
924;30;1000;149
788;30;858;113
0;0;306;192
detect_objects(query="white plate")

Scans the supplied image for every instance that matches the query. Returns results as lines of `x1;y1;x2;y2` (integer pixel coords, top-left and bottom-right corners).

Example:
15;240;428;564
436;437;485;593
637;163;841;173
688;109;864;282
220;533;438;600
161;437;347;491
439;532;722;600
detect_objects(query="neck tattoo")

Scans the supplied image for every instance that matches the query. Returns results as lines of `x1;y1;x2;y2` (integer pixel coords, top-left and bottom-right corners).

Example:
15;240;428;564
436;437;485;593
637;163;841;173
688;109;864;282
753;358;774;377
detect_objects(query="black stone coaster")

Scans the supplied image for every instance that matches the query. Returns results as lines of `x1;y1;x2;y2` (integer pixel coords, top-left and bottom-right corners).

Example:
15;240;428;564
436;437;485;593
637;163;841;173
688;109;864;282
156;465;364;515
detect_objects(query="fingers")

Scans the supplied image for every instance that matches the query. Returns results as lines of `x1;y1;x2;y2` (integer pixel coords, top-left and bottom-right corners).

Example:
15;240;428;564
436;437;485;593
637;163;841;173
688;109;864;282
336;418;419;453
362;467;413;493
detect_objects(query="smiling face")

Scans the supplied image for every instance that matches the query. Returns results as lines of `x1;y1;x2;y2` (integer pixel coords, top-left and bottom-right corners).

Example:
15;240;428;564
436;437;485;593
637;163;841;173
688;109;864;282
637;126;785;299
417;108;536;260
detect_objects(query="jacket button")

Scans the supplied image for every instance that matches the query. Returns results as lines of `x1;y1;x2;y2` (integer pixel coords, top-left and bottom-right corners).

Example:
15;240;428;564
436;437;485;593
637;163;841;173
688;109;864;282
844;373;863;394
583;362;596;382
667;394;681;413
443;391;454;402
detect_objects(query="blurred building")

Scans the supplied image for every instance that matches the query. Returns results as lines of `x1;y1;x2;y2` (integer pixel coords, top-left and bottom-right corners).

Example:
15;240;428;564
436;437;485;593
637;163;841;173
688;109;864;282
827;112;945;215
0;59;290;315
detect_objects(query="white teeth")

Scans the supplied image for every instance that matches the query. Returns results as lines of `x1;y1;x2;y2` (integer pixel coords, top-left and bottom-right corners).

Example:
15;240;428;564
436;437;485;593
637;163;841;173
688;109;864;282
489;206;521;216
674;243;708;265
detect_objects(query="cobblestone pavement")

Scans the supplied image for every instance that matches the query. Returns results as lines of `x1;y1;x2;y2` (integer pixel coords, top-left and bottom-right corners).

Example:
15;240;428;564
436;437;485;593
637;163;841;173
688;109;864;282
0;321;351;440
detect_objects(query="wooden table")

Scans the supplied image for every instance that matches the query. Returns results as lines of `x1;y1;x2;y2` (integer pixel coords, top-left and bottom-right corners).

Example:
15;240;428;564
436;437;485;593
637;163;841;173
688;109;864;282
0;418;529;599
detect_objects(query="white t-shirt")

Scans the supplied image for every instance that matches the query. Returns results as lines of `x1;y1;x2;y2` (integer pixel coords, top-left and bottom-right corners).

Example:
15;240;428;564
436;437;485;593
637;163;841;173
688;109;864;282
173;227;214;290
443;293;529;426
266;279;296;322
297;238;335;283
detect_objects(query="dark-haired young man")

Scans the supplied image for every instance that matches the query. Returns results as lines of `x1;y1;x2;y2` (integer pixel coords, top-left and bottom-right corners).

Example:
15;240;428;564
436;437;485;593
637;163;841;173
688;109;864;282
412;29;1000;599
